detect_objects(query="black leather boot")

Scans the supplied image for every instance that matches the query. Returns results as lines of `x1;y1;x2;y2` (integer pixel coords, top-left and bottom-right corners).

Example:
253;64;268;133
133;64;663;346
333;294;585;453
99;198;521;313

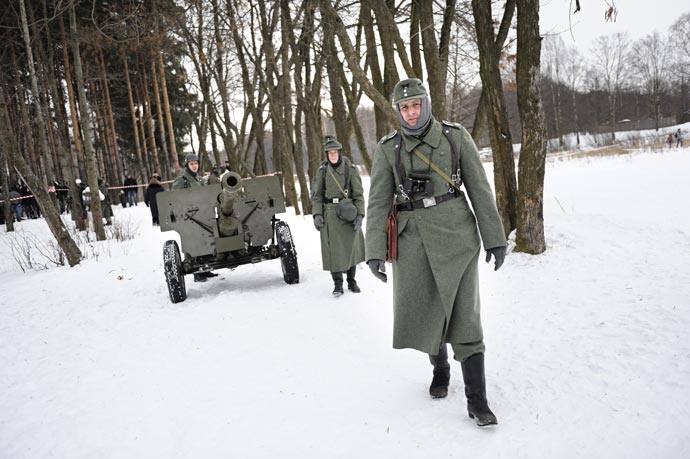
428;344;450;399
331;272;344;296
461;353;497;426
346;266;360;293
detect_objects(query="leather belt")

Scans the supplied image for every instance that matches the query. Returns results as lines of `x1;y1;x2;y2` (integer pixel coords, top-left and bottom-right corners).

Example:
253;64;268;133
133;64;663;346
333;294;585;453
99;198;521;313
397;192;457;211
325;197;343;204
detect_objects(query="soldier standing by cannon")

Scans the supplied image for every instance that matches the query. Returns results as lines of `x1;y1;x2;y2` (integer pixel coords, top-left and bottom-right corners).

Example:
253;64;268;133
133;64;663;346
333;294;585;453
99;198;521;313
172;153;217;282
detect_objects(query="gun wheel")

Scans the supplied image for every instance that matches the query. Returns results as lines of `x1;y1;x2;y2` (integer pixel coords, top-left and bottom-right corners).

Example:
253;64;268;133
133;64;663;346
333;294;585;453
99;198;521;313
163;240;187;303
276;221;299;284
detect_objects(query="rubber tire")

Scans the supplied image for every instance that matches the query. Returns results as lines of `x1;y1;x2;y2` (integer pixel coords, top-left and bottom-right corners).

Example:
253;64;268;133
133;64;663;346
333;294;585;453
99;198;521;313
163;240;187;303
276;221;299;284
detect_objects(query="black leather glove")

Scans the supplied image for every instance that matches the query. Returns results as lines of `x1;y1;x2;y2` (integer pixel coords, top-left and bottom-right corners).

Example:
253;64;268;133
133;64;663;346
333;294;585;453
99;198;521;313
485;246;507;271
353;215;363;232
367;259;387;283
313;214;324;231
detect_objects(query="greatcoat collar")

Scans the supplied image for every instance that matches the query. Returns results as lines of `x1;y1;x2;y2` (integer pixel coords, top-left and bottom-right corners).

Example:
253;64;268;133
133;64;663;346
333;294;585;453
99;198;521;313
400;118;442;152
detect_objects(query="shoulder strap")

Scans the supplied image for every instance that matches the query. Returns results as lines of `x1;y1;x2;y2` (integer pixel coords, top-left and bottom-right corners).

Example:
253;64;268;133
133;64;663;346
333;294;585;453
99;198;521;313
441;121;463;188
320;162;327;201
393;131;405;188
343;157;351;195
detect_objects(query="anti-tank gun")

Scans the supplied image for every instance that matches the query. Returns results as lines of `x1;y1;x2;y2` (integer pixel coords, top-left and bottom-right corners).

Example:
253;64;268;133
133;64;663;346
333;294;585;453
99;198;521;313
157;171;299;303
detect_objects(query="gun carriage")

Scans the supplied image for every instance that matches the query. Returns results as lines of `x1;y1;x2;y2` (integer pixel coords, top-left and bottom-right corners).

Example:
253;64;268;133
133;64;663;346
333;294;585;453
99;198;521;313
157;171;299;303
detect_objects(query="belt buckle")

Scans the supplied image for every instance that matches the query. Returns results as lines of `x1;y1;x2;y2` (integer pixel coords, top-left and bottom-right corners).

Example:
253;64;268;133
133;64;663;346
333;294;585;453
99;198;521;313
422;197;436;208
333;198;339;203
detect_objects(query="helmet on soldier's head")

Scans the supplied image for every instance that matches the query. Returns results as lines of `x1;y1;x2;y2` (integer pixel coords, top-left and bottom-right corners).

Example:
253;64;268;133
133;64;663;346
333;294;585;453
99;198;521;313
323;135;342;153
184;153;199;165
392;78;428;105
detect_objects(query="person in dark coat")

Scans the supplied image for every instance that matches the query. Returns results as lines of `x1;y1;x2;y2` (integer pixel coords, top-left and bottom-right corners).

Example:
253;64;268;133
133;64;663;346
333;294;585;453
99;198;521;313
311;135;366;296
144;174;165;226
366;78;507;427
123;174;138;207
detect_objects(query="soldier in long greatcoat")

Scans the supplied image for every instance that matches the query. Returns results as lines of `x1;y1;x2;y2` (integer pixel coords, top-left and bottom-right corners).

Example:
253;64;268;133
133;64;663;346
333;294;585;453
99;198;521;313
311;135;366;296
365;78;507;426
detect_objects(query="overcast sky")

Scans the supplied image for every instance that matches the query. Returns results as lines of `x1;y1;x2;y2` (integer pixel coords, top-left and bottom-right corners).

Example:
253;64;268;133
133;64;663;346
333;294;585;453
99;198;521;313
539;0;688;54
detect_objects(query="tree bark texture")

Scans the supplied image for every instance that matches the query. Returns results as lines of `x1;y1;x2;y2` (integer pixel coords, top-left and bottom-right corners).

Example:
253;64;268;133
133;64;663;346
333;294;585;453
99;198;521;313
515;0;547;254
69;0;105;240
472;0;517;237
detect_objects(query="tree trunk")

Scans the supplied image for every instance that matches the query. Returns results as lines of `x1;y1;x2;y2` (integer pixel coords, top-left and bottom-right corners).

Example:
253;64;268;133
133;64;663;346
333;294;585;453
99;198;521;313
410;1;423;80
21;0;53;187
211;0;237;171
135;86;151;178
98;46;123;186
140;62;161;174
59;17;84;179
472;0;518;237
471;0;515;145
10;48;39;180
323;7;349;157
571;89;580;146
418;0;454;119
43;16;86;230
1;85;82;266
515;0;547;254
121;48;145;179
69;0;106;240
281;0;310;214
362;4;389;140
150;53;170;177
1;147;14;232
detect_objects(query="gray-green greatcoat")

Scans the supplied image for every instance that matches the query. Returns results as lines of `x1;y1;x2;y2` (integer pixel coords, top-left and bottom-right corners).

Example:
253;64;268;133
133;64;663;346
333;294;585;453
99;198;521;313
172;167;202;190
365;119;506;354
311;157;366;272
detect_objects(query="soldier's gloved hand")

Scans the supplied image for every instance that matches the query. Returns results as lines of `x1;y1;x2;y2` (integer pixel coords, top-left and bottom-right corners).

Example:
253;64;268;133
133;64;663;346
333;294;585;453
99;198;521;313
367;259;387;283
485;246;507;271
353;215;363;232
313;214;325;231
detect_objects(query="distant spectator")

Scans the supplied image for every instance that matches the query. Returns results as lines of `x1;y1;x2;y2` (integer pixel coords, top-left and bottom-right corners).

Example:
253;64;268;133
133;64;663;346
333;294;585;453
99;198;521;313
98;177;114;225
75;178;87;216
123;174;138;207
19;183;39;219
674;129;683;148
666;133;674;149
10;186;22;222
144;174;165;226
55;180;69;214
118;190;127;207
224;160;231;172
207;165;220;185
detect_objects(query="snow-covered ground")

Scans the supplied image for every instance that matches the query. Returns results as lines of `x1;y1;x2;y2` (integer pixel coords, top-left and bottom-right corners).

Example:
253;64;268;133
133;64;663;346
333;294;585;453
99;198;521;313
1;142;689;458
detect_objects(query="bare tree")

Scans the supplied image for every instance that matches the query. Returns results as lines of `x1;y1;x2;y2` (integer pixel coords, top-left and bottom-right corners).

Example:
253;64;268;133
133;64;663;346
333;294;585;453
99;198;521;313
561;44;584;146
590;32;631;140
542;35;565;147
630;32;671;131
472;0;518;237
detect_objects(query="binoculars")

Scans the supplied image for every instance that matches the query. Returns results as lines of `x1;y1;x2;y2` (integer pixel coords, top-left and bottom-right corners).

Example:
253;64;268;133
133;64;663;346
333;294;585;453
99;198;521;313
402;171;434;197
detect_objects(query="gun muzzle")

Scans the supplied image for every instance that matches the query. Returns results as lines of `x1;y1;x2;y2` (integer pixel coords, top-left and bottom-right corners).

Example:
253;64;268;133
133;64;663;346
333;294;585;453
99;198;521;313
221;171;243;194
218;171;243;236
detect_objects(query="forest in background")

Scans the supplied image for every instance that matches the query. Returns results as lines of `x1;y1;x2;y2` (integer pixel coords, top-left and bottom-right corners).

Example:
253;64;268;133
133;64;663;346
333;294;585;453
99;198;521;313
1;0;687;264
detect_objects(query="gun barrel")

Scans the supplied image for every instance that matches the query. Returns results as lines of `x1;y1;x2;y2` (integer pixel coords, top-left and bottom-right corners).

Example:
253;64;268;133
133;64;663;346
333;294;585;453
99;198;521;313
218;171;243;236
